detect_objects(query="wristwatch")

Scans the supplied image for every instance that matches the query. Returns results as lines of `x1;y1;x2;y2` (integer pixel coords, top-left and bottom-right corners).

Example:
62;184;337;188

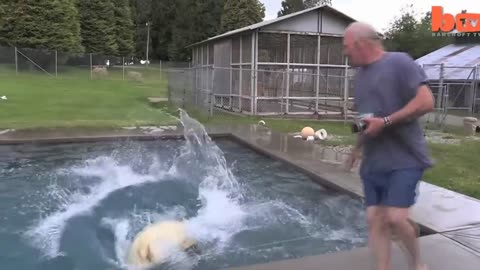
383;116;392;127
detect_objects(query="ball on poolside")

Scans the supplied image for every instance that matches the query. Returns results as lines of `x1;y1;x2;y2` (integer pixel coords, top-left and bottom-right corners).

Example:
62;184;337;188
127;220;196;267
301;127;315;139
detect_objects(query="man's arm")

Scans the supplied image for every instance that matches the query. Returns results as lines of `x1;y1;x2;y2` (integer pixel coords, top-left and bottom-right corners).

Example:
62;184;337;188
387;84;434;125
362;53;434;137
388;53;435;125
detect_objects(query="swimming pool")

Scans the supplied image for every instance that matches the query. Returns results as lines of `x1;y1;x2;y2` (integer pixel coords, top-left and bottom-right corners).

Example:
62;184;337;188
0;114;368;270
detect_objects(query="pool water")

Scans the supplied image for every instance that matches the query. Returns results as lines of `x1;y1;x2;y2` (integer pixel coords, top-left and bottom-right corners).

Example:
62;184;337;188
0;113;368;270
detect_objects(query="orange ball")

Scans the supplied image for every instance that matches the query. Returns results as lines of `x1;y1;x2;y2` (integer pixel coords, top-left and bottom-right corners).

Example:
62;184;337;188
301;127;315;139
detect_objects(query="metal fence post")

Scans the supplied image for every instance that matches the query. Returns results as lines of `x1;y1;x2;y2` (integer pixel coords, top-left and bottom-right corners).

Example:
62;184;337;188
167;70;171;103
14;47;18;75
343;58;349;123
182;70;186;109
434;63;445;127
315;34;321;113
122;57;125;80
475;65;479;114
470;65;477;114
285;33;291;114
55;50;58;78
209;92;214;117
89;53;93;80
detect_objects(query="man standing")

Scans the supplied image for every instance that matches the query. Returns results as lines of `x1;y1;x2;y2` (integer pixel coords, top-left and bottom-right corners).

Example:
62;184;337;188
343;22;434;270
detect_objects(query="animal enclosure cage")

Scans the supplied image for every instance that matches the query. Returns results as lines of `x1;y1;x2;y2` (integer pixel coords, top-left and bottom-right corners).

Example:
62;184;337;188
415;43;480;127
187;5;360;118
421;63;480;122
190;33;356;118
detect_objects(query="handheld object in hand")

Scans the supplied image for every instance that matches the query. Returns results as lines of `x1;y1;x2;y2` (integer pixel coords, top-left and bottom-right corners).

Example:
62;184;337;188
351;113;373;133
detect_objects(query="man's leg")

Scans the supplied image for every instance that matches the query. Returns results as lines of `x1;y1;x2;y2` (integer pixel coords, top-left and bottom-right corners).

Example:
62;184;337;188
387;207;425;270
367;206;392;270
361;172;392;270
384;168;427;270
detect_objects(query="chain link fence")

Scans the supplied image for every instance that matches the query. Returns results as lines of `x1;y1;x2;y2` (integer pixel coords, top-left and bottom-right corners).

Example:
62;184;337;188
167;65;356;120
421;63;480;128
167;67;214;117
167;63;479;125
0;45;189;83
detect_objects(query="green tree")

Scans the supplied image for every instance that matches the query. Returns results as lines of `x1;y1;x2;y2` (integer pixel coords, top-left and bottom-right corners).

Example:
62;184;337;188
128;0;138;56
151;0;224;61
383;4;453;59
200;0;226;37
413;11;454;56
151;0;176;61
168;0;199;61
0;0;13;45
77;0;118;55
277;0;304;17
304;0;331;8
220;0;265;33
130;0;152;59
113;0;135;56
278;0;331;17
0;0;83;52
129;0;224;61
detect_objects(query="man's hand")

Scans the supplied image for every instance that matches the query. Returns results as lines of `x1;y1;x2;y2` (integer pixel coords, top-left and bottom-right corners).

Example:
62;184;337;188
345;146;361;171
362;117;385;137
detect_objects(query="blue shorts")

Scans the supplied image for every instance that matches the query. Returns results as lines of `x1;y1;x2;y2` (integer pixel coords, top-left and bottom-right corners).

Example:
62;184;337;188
360;168;424;208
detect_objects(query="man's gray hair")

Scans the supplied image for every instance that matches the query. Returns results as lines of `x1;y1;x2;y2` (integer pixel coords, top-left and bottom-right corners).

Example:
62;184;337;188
346;22;382;41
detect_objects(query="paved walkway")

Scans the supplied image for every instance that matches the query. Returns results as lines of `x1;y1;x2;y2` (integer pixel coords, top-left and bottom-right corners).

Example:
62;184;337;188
227;234;480;270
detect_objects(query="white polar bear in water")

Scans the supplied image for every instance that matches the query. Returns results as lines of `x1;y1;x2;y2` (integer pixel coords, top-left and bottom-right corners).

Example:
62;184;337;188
127;220;197;268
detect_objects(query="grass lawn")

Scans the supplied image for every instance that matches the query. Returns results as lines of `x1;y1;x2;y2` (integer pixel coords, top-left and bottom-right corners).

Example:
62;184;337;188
0;67;176;129
425;140;480;199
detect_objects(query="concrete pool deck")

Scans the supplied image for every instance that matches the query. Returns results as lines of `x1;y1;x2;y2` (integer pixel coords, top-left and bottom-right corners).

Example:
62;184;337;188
0;124;479;269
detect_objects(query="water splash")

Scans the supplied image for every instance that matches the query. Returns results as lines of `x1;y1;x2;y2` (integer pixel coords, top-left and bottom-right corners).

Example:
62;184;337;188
24;156;160;258
170;109;243;194
167;109;249;256
22;109;250;263
21;109;360;270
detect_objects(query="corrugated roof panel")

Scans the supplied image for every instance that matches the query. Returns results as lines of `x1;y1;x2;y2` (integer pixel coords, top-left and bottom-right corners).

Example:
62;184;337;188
415;44;480;80
416;44;467;65
186;5;363;48
186;6;328;48
454;46;480;65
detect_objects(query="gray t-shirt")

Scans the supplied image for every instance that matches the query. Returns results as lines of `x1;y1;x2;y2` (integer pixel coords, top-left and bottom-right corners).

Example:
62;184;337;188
353;51;434;174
